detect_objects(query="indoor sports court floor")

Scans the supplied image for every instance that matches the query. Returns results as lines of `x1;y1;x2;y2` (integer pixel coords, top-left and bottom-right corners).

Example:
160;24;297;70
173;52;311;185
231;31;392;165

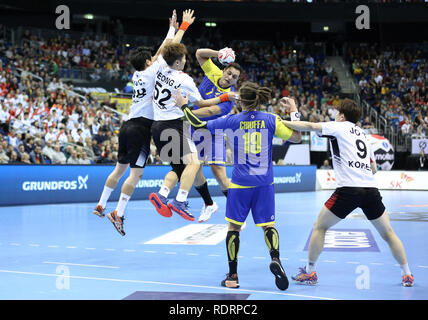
0;190;427;300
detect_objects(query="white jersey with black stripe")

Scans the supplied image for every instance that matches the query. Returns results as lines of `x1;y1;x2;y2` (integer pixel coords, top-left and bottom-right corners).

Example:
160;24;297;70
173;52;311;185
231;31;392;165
320;121;377;188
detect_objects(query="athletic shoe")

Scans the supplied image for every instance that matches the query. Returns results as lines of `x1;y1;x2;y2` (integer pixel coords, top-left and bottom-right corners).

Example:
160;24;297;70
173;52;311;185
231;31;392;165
270;258;289;290
402;274;414;287
93;204;105;218
221;273;240;288
107;210;125;236
168;200;195;221
149;192;172;218
198;202;219;223
292;267;318;285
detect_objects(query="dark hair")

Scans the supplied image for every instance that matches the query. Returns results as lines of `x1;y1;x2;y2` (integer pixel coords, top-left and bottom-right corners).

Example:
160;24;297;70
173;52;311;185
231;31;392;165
238;81;271;112
224;62;243;75
129;46;152;71
162;43;187;67
336;98;362;124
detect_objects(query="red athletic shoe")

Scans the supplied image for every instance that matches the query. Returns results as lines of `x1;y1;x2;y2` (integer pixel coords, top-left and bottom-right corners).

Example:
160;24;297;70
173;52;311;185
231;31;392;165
149;192;172;218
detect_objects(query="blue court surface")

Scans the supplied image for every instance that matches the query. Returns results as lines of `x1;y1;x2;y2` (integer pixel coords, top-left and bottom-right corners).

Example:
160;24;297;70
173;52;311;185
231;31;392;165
0;190;427;300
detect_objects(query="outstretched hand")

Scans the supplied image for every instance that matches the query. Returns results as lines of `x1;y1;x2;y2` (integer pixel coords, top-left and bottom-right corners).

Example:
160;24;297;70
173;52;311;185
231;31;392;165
182;9;196;25
173;89;189;108
169;9;179;31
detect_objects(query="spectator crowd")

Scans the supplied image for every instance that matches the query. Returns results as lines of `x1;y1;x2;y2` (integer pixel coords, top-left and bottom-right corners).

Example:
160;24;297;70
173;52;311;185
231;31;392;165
349;44;428;139
1;26;426;166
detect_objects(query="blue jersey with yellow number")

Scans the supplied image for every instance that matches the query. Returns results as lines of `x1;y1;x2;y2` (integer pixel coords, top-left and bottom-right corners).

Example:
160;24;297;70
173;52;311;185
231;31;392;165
193;58;235;121
206;111;294;187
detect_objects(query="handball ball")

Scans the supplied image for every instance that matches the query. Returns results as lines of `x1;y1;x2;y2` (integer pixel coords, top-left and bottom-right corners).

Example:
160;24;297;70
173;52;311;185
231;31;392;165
218;47;235;66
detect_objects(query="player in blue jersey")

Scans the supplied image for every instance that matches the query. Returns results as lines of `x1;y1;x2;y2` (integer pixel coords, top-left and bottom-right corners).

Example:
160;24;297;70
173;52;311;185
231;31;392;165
173;81;302;291
191;48;243;222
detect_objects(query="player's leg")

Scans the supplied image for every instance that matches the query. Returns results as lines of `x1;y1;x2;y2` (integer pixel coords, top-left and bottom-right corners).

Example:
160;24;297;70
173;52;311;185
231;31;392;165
106;119;152;235
211;134;229;197
222;221;242;288
150;167;180;218
262;224;289;291
194;132;224;222
194;167;218;223
93;162;128;217
362;189;414;286
252;184;288;290
168;151;200;221
371;211;413;286
306;206;342;269
94;119;134;217
107;167;143;236
167;121;202;221
194;165;214;207
221;186;250;288
211;164;230;197
149;120;181;217
293;188;354;285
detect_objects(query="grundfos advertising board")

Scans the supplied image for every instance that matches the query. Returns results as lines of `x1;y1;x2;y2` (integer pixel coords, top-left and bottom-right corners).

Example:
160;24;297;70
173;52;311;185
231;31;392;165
0;165;316;206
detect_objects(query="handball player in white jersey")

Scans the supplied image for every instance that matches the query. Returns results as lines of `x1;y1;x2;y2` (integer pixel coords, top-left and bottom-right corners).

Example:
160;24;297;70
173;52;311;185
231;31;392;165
148;43;237;222
92;10;194;236
282;98;414;287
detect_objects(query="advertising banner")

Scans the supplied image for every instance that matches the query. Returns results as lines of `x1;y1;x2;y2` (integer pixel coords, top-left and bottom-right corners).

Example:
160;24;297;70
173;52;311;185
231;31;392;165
369;134;394;170
317;169;428;190
411;139;428;155
0;165;316;206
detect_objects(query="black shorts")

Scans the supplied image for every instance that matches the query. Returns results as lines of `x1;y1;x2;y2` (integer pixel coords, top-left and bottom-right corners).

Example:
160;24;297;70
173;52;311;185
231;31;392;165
151;119;196;164
325;187;386;220
117;117;153;168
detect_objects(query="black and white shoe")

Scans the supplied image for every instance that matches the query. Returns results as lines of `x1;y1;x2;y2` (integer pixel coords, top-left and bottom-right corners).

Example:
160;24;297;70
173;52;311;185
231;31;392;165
270;258;289;291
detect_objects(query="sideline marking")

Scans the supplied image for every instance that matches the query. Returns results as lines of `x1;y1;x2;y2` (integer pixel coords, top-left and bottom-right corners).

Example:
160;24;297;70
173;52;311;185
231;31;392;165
0;269;338;300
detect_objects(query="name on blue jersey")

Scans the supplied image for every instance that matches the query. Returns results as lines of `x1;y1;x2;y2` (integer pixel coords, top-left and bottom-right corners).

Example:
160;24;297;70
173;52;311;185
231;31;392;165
239;120;267;130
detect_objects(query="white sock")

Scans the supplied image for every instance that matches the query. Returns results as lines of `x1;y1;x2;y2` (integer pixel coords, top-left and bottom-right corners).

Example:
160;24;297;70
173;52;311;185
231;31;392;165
98;186;114;208
400;263;411;276
306;260;316;273
159;185;170;198
116;193;131;217
176;189;189;202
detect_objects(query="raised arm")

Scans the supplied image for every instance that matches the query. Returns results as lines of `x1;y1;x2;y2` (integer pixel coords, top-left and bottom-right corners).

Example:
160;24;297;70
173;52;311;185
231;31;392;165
171;9;195;44
151;9;196;62
151;10;178;63
195;48;219;66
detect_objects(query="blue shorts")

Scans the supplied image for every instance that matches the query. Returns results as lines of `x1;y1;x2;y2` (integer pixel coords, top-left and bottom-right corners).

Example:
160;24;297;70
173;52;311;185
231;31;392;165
192;128;226;166
225;183;275;227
